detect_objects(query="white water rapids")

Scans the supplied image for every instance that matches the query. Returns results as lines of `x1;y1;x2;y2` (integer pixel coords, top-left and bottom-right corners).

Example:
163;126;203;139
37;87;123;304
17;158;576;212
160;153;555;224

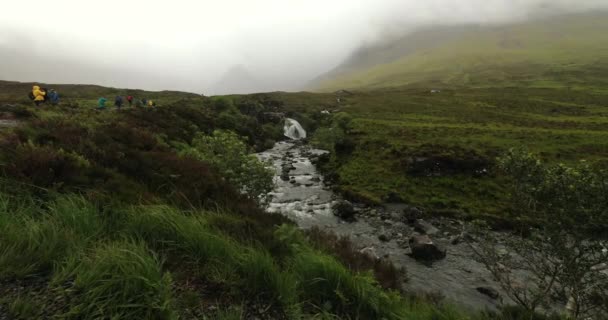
283;118;307;140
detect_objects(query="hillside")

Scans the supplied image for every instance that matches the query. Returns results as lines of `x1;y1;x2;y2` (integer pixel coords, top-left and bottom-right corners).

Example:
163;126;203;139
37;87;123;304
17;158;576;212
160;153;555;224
1;81;502;320
316;12;608;91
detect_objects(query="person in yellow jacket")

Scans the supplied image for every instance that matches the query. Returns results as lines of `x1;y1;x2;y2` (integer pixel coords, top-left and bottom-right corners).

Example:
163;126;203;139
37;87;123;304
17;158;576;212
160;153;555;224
32;86;46;106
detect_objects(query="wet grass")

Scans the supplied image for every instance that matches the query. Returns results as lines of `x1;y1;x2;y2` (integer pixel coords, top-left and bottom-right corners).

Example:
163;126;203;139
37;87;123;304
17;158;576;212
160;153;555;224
279;87;608;221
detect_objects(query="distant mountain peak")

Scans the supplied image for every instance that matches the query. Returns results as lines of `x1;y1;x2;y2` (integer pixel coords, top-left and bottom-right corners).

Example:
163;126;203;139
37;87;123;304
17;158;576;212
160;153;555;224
212;64;261;95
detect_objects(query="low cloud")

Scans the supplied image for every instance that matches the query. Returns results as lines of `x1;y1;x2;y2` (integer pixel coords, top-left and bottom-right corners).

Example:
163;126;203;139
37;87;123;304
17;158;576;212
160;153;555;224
1;0;607;94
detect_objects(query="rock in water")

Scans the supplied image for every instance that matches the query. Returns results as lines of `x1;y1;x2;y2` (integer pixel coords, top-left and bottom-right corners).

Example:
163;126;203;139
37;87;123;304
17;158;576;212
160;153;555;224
333;200;355;221
403;206;423;224
476;287;500;300
360;247;380;261
409;234;446;261
414;219;439;235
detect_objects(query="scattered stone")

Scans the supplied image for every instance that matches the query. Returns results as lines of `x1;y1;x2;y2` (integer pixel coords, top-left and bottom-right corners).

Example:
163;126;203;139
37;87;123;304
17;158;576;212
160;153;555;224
409;234;446;261
414;219;440;235
403;206;423;223
280;173;290;181
450;235;463;245
378;233;390;242
333;200;356;221
476;287;500;300
311;176;321;182
390;211;404;221
360;247;379;261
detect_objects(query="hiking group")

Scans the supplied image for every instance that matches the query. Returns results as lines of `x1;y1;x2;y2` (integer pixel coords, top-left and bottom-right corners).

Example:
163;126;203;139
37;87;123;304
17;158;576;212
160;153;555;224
30;85;156;110
30;86;59;106
97;96;155;110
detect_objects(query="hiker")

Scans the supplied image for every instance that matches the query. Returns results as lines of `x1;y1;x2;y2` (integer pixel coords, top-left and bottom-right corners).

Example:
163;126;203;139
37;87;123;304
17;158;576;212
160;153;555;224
114;95;123;109
148;100;154;107
41;87;50;103
97;97;107;109
48;89;60;105
31;86;46;106
126;95;133;106
135;99;143;108
142;98;147;106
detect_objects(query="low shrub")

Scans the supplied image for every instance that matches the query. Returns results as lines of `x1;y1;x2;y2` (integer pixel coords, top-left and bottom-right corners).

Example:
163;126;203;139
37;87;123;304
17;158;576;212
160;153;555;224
181;130;275;205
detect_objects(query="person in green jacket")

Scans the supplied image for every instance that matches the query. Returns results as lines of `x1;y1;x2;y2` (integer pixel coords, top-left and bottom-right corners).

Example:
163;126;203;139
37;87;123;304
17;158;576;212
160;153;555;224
97;97;107;109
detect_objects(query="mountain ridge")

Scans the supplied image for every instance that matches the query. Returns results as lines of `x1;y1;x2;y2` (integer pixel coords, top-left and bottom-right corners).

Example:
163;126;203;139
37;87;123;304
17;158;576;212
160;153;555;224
313;11;608;91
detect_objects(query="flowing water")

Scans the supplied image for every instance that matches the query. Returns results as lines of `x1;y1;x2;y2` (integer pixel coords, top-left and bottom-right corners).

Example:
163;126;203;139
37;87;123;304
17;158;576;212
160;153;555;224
258;142;511;311
257;119;511;311
283;118;307;140
260;138;607;316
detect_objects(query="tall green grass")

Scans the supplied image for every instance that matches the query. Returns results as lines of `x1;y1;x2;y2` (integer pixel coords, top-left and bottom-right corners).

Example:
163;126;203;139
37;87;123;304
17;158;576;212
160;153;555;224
53;240;175;320
123;205;302;317
0;194;100;279
0;194;528;319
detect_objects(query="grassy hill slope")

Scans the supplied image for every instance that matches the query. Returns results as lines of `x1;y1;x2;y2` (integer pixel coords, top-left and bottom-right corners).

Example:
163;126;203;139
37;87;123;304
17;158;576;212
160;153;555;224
317;12;608;91
0;83;415;320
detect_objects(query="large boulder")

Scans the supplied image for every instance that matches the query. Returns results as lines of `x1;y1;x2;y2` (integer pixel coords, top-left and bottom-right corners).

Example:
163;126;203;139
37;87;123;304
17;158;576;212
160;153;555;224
414;219;439;235
409;235;446;261
333;200;356;221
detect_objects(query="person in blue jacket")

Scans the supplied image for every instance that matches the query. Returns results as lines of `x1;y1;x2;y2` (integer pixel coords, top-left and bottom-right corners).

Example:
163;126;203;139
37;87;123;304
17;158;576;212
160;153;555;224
48;89;60;105
114;95;123;109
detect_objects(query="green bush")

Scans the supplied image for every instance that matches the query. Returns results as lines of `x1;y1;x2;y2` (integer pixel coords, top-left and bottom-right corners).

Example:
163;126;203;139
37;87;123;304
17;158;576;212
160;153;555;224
181;130;274;204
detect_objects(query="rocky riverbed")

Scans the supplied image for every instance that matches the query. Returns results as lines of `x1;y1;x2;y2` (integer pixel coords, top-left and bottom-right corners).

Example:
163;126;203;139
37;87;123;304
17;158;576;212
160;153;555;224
258;141;510;311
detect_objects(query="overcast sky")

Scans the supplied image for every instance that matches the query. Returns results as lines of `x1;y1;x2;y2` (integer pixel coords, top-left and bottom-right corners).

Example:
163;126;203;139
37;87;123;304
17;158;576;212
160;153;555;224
1;0;607;94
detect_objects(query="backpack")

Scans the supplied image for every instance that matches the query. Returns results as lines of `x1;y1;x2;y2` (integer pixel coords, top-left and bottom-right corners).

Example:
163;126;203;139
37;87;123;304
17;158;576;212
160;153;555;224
28;92;35;100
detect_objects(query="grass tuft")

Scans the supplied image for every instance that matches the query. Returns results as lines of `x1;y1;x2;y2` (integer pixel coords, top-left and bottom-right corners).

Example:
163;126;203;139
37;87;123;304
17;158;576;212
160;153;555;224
53;240;176;320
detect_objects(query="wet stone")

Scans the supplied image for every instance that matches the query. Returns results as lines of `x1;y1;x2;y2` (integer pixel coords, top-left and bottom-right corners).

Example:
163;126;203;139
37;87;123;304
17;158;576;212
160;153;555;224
409;234;446;261
414;219;440;235
476;287;500;300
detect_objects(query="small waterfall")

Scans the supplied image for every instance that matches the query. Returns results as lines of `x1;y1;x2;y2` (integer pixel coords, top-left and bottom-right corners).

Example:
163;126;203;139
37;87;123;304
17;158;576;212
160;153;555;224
284;118;307;140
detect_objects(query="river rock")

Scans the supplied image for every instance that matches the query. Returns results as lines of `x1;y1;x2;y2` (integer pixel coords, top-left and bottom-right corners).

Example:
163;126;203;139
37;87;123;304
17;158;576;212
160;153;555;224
414;219;439;235
409;235;446;261
403;206;423;223
378;233;390;242
389;211;404;221
450;234;463;245
476;287;500;300
360;247;379;261
333;200;356;221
